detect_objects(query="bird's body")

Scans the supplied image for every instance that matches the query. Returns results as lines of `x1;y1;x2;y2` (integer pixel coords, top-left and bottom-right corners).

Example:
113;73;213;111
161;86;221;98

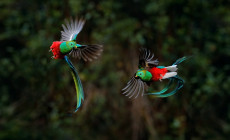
50;18;103;112
149;67;168;81
59;41;77;54
136;65;178;82
136;67;168;82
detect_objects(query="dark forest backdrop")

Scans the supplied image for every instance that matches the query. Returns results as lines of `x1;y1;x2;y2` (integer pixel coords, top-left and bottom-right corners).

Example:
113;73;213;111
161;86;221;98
1;0;230;139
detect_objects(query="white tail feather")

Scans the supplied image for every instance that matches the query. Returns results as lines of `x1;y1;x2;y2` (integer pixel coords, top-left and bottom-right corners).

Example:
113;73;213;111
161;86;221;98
162;72;177;79
165;65;178;72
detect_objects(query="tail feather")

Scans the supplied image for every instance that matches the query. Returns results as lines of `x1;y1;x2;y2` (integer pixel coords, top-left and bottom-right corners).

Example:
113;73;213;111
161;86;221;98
145;78;174;95
64;56;84;112
145;76;184;97
162;72;177;79
145;56;188;97
173;56;190;65
154;76;184;97
165;65;178;72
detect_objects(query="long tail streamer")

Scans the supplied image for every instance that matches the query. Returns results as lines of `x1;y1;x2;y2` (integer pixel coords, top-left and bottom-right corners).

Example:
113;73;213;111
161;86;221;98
145;56;189;97
146;78;174;95
173;56;190;65
64;56;84;112
145;76;184;97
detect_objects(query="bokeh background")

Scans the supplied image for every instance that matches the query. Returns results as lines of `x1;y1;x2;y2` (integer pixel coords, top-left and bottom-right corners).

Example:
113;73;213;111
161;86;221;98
1;0;230;139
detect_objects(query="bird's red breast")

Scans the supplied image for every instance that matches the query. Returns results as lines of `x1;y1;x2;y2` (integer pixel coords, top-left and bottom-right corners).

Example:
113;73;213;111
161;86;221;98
148;67;168;81
50;41;65;59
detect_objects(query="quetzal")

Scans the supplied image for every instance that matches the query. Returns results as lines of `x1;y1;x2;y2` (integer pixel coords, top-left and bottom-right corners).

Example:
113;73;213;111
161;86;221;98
122;48;188;98
50;18;103;112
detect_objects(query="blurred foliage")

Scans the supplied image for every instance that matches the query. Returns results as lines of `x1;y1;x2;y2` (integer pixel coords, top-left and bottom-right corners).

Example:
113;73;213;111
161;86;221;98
0;0;230;139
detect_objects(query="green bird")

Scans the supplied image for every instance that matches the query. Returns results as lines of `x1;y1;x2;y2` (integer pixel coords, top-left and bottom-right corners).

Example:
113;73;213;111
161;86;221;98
50;18;103;112
122;48;188;98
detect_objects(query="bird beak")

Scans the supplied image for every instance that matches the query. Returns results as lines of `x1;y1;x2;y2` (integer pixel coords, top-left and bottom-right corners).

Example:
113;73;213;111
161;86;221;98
135;75;139;79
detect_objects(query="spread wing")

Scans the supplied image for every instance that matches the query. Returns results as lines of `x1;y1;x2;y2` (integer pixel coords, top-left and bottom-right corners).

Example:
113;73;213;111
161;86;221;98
122;77;145;98
138;48;159;69
60;18;85;41
69;45;103;61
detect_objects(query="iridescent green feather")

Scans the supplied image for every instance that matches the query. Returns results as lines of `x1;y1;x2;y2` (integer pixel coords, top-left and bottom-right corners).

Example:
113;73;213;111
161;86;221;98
64;56;84;112
145;76;184;97
145;78;174;95
60;41;76;54
173;56;190;65
153;76;184;97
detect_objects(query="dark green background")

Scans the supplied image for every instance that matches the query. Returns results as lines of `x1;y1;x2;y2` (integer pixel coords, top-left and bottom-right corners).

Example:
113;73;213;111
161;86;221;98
1;0;230;139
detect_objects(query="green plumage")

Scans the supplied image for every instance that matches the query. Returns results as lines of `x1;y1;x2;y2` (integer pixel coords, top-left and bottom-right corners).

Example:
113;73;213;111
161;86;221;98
60;41;77;54
64;56;84;112
136;69;152;82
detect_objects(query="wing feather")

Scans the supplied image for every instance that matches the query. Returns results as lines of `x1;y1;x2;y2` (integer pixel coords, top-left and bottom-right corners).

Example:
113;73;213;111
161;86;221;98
134;81;144;98
60;18;85;41
122;78;136;94
138;48;159;69
70;45;103;61
122;77;145;98
125;79;138;97
129;80;140;98
122;77;135;91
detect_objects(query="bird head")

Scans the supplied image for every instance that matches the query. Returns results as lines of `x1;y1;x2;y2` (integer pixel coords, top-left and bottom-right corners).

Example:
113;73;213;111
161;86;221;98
135;69;152;82
66;41;77;48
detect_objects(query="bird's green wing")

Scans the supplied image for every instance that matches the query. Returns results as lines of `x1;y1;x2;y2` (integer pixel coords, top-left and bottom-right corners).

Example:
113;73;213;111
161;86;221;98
69;44;103;61
64;56;84;112
60;18;85;41
138;48;159;69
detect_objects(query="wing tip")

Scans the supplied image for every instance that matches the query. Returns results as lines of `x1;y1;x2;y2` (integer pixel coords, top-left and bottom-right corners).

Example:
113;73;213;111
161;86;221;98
122;78;145;99
60;17;86;41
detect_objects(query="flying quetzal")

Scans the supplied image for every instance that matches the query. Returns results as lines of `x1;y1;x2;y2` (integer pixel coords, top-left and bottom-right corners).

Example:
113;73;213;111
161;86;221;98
50;18;103;112
122;48;188;98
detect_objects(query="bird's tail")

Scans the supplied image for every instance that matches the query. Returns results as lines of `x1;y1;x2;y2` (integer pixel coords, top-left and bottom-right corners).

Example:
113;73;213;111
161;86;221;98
145;56;190;97
64;56;84;112
173;56;190;65
165;56;190;72
145;76;184;97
